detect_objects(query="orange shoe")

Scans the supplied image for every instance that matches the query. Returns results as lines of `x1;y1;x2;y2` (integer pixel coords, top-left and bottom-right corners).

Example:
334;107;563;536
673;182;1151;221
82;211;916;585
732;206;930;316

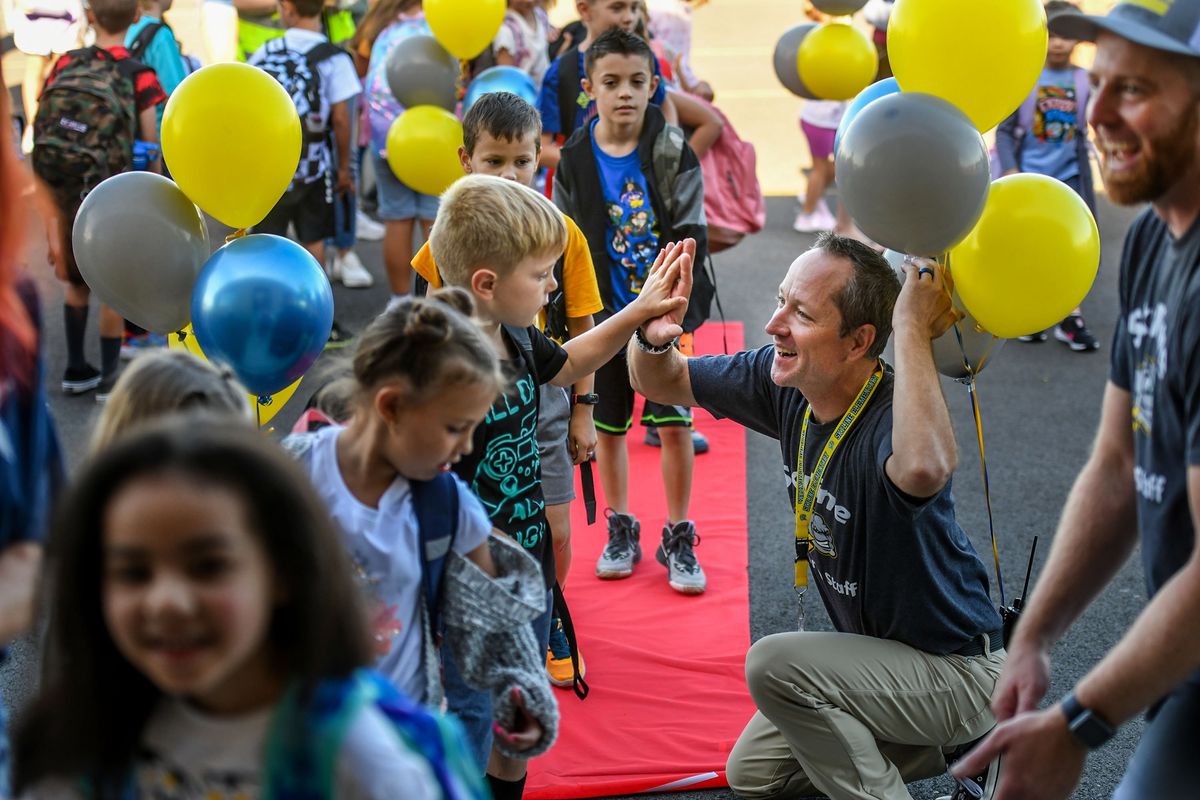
546;616;584;689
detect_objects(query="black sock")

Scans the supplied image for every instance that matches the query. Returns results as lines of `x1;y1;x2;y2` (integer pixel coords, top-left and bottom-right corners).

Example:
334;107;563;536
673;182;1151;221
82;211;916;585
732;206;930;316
100;336;121;378
63;304;89;371
486;773;526;800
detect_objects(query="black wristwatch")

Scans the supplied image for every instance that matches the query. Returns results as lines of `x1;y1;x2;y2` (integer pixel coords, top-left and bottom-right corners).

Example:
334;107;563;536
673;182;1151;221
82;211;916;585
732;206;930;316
1060;691;1115;749
572;393;600;406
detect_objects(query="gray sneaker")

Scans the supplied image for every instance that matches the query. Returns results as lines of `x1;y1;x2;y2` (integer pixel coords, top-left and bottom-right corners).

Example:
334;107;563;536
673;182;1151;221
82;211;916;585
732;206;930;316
656;520;706;594
596;510;641;579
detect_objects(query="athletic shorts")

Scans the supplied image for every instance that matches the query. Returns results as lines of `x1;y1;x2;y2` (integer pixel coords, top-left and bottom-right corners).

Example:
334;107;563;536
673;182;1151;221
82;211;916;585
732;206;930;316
594;347;692;434
371;150;438;221
255;176;334;244
537;383;575;506
800;119;836;161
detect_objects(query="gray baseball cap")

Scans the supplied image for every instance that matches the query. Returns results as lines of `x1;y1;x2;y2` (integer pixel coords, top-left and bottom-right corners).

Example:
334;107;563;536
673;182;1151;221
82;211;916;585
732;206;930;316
1050;1;1200;58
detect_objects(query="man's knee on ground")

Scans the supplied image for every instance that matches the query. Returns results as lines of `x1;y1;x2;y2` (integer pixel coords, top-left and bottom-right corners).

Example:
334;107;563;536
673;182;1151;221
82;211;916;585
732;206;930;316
725;746;782;800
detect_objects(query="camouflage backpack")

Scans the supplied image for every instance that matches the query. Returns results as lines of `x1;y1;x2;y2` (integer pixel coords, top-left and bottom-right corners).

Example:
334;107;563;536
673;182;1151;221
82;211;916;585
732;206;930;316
31;47;145;201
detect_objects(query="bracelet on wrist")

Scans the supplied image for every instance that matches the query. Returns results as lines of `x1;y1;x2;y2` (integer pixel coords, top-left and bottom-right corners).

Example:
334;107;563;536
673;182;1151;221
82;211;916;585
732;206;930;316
634;327;674;354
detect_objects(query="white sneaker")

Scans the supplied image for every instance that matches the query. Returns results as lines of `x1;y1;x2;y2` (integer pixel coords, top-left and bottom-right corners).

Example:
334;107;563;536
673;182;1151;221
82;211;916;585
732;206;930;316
793;206;836;233
355;210;386;241
335;250;375;288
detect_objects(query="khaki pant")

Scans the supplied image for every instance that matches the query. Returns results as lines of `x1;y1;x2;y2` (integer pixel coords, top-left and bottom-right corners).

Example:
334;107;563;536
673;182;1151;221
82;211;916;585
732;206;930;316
726;631;1004;800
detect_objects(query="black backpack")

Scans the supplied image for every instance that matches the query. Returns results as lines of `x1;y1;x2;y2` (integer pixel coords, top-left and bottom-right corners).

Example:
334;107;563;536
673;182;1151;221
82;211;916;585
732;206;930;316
253;37;343;142
31;47;148;199
555;45;585;139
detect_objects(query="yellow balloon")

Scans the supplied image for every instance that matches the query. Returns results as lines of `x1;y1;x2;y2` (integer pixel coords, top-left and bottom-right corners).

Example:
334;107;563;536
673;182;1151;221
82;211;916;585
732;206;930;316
385;106;465;197
796;23;878;102
889;0;1047;131
162;63;302;230
950;174;1100;339
425;0;505;59
169;325;302;427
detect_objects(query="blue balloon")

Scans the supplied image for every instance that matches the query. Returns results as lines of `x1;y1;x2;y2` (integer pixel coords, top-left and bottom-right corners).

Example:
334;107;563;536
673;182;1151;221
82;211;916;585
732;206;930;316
191;234;333;397
463;66;538;113
834;78;901;155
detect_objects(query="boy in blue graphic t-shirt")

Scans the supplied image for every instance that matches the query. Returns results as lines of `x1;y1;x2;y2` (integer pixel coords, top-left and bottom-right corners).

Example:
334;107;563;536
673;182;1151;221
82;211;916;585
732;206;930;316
552;28;711;597
995;0;1100;352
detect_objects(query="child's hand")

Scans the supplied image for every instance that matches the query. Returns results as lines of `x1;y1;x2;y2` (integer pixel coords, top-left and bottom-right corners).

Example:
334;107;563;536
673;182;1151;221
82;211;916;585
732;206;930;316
335;165;354;195
493;687;543;752
568;405;597;465
639;239;695;347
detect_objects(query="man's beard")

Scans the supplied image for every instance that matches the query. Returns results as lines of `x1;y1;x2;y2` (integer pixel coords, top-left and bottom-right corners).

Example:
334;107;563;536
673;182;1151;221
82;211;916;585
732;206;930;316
1101;106;1199;206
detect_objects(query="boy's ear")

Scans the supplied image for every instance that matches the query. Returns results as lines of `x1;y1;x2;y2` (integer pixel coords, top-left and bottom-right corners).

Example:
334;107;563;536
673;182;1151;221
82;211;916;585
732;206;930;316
471;267;499;300
458;146;473;174
649;72;660;97
581;76;595;101
575;0;591;24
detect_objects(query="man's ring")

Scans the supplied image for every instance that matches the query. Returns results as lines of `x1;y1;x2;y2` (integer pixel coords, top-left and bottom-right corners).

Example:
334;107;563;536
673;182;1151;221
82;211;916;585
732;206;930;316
918;267;935;279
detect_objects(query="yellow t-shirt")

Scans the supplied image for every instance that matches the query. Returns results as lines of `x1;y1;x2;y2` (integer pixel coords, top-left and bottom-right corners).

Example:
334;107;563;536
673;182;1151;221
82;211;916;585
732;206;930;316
411;212;604;335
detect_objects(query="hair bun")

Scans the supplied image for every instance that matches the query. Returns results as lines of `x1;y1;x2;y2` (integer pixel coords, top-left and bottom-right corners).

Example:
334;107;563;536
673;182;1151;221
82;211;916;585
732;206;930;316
427;286;476;318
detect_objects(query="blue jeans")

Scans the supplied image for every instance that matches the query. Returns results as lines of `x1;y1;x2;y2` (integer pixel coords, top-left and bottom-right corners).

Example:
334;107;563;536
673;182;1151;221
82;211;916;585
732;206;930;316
327;100;360;252
442;587;554;771
1112;679;1200;799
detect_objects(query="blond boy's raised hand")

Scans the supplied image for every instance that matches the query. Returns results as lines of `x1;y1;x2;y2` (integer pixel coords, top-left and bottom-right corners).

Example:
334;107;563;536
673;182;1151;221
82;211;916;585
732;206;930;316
641;239;696;347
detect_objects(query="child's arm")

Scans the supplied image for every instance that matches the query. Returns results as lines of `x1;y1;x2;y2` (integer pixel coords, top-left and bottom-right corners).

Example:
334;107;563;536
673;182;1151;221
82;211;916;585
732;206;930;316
330;98;353;194
137;106;161;174
551;241;693;387
667;88;723;158
565;314;597;464
994;109;1022;176
464;532;501;576
540;134;562;169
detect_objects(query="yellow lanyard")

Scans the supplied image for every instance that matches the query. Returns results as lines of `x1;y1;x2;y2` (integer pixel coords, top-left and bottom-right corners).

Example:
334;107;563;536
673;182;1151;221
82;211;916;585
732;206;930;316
793;364;884;595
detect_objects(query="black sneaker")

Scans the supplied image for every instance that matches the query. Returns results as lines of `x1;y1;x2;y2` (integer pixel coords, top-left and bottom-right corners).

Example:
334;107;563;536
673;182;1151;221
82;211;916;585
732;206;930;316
62;364;101;395
1016;330;1049;343
643;426;711;454
940;737;1000;800
1055;315;1100;352
596;509;641;579
655;520;706;594
95;370;120;405
324;320;354;350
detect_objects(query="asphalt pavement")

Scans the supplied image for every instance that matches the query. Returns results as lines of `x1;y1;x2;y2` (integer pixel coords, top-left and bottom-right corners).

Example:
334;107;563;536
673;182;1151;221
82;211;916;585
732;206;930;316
4;187;1145;799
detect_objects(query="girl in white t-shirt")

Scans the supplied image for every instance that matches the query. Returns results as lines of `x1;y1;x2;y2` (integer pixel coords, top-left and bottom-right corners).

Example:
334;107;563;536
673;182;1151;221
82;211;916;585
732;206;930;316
12;418;477;799
493;0;551;90
285;288;560;776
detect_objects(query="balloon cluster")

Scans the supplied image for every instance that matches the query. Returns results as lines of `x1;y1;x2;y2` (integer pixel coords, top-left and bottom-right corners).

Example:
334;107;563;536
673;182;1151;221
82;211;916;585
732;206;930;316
776;0;1101;377
68;0;516;415
772;1;876;102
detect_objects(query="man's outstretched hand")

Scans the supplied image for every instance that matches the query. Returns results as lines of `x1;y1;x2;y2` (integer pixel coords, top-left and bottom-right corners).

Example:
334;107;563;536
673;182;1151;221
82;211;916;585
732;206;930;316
642;239;695;347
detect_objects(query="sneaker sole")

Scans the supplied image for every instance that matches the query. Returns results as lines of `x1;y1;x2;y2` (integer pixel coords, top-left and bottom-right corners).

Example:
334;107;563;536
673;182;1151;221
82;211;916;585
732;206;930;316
596;566;635;579
62;376;102;394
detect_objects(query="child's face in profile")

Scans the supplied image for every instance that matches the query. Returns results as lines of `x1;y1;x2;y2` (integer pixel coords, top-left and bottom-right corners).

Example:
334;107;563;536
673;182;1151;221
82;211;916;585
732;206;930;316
383;384;496;480
460;131;540;187
102;476;280;715
579;0;638;35
490;252;560;328
584;52;658;126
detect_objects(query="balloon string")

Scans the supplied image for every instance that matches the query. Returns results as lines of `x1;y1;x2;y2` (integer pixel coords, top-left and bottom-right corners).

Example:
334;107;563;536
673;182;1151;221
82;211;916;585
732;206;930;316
957;359;1007;607
225;228;247;243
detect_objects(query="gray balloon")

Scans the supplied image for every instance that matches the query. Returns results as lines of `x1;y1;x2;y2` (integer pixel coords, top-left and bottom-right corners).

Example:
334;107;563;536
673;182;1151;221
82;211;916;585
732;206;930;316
773;24;819;99
885;251;1005;378
811;0;869;14
386;34;459;111
72;172;209;334
836;92;991;257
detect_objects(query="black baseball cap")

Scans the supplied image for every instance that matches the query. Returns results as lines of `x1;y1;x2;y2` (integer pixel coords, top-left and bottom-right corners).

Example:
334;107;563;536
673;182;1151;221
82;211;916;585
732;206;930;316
1050;0;1200;58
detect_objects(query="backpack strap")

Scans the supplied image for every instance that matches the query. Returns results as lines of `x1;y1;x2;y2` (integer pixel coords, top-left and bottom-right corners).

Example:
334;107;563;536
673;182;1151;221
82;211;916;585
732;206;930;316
127;20;163;59
305;39;344;70
543;254;569;341
556;46;581;138
501;323;539;384
1073;67;1089;133
410;472;460;636
652;122;685;222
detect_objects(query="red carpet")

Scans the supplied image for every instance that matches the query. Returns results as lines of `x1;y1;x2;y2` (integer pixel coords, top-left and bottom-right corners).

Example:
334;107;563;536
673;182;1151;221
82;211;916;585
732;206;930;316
527;323;756;799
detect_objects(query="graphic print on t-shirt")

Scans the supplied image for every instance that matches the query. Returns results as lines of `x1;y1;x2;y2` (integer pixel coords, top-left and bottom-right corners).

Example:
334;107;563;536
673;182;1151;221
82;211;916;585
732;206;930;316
472;369;545;550
137;752;256;799
604;176;660;308
1127;300;1170;437
349;554;404;659
1033;83;1077;144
